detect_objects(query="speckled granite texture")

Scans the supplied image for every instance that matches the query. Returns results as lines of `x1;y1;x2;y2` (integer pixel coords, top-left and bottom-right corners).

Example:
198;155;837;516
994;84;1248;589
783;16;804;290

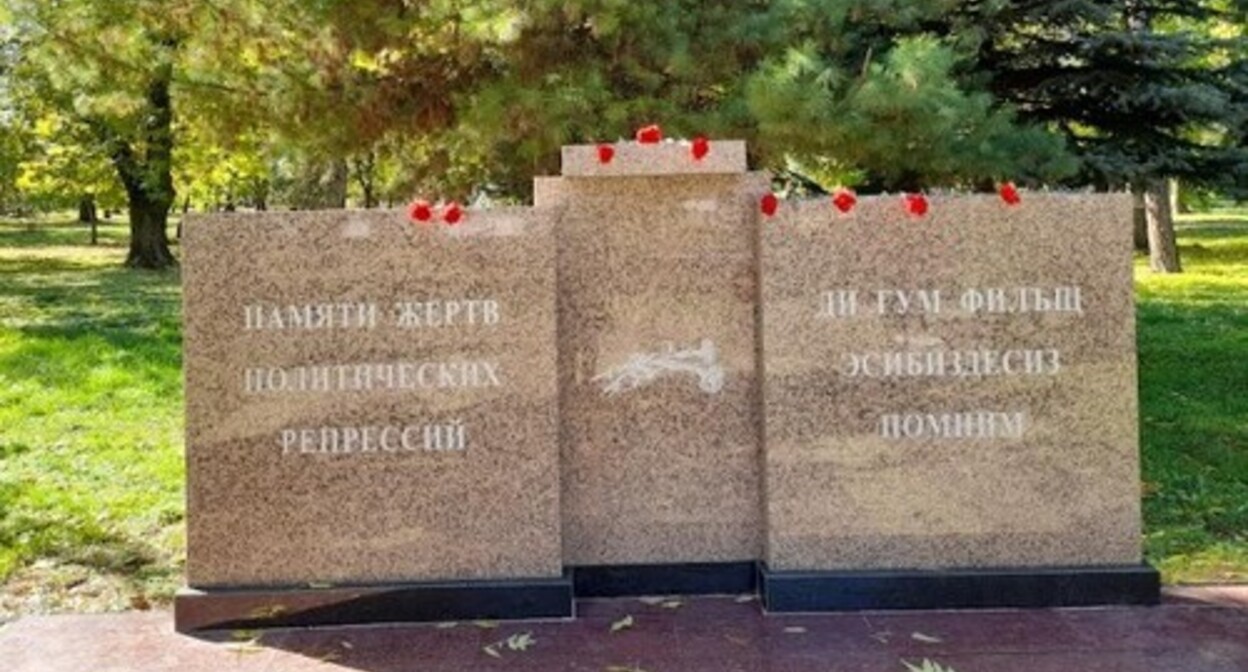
759;193;1143;571
184;145;1147;593
537;145;771;566
182;208;562;587
561;140;747;177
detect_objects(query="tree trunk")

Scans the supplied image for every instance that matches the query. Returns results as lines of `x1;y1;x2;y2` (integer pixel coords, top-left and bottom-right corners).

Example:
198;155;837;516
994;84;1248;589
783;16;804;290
108;55;177;269
1144;179;1182;273
351;151;377;208
328;159;349;208
252;178;269;211
79;194;99;245
1132;189;1149;252
78;194;97;224
1168;178;1185;215
126;194;176;269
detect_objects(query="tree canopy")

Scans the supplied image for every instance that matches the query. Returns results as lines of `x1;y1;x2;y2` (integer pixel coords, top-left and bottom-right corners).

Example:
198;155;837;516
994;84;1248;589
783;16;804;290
1;0;1245;269
974;0;1248;194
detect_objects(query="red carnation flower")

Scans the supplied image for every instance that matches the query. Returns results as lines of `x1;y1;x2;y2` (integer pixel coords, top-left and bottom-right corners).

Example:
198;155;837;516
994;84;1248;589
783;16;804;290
999;182;1022;206
597;144;615;164
407;199;432;224
760;193;779;217
691;136;710;160
442;202;464;225
832;189;857;214
636;124;662;144
904;193;929;217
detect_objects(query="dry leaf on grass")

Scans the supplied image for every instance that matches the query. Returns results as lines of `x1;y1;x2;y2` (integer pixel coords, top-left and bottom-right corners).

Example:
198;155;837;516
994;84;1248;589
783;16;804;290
483;631;537;657
610;614;635;633
505;632;536;651
911;632;943;644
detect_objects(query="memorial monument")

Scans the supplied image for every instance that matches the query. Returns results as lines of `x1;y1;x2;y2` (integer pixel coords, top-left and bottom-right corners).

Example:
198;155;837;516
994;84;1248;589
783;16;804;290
176;137;1157;632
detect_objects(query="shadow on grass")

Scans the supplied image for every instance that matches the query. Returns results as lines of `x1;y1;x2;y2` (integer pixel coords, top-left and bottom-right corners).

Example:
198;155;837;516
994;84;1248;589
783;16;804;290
0;258;181;391
0;255;118;275
0;480;165;577
1177;242;1248;269
0;219;134;249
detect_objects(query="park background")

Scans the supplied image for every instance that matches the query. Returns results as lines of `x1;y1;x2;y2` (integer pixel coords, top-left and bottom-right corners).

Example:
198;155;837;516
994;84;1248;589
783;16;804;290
0;1;1245;620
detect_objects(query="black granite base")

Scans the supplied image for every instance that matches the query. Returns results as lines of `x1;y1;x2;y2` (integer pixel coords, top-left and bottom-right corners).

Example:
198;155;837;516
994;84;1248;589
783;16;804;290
572;561;758;597
760;563;1160;612
175;573;574;632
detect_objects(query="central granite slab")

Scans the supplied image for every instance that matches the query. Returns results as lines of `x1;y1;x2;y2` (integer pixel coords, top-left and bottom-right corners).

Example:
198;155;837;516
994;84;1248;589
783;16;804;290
536;142;769;567
182;208;562;587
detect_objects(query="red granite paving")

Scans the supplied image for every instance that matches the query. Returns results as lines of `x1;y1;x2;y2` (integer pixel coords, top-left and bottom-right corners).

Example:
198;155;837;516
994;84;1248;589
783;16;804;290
2;587;1246;672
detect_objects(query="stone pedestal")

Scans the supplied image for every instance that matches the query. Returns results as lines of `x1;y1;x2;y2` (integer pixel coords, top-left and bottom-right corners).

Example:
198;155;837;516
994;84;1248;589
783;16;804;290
178;208;570;629
536;142;768;593
756;194;1157;610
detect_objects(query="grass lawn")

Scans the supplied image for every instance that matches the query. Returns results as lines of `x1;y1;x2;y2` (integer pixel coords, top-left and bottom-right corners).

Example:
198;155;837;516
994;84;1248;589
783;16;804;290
0;216;183;618
1136;212;1248;583
0;210;1245;620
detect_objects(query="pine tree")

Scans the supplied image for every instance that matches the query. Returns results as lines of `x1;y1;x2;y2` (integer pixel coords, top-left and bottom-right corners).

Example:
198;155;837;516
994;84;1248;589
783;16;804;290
745;32;1074;192
970;0;1248;272
472;1;1074;194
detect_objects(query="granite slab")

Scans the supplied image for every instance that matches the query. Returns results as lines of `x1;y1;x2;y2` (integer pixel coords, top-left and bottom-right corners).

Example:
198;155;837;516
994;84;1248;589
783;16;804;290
537;172;771;567
182;208;562;587
758;193;1143;570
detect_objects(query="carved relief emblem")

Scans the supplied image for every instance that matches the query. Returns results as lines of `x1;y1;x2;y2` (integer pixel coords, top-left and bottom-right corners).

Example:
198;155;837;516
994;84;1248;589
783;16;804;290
594;339;725;396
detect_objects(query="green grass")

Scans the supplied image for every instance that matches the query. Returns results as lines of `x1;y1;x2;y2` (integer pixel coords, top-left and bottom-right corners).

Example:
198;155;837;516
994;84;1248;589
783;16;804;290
0;210;1245;618
1136;212;1248;583
0;216;184;617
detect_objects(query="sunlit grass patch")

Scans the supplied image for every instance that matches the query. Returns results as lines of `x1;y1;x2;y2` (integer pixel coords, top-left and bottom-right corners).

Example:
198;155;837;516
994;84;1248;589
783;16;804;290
0;216;184;616
1136;212;1248;584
